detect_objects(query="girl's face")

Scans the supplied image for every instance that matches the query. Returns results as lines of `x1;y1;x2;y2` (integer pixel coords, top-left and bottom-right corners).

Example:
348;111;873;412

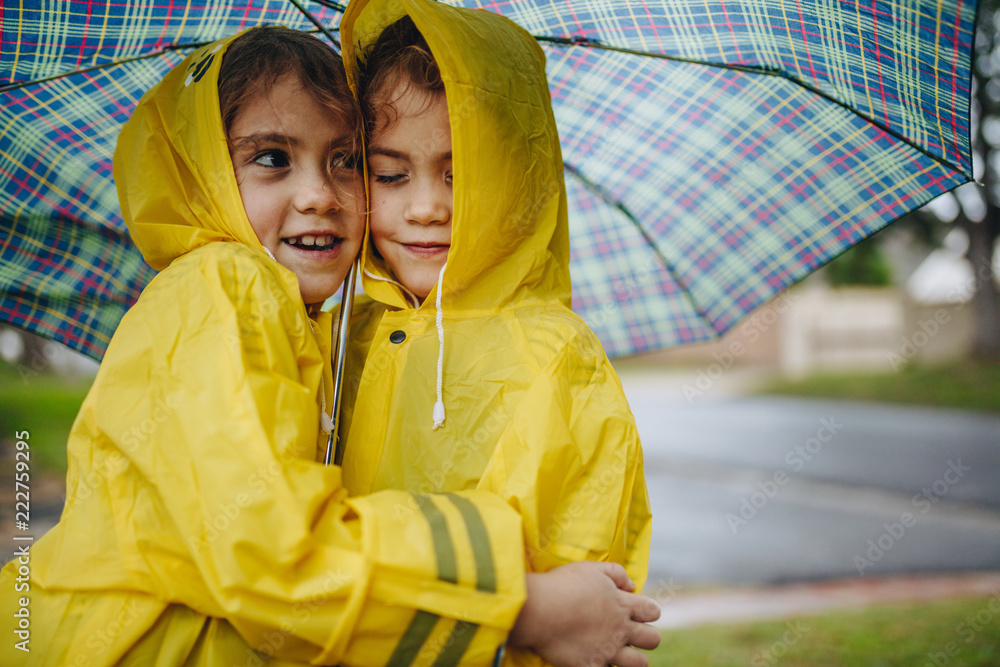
228;74;363;305
367;82;453;301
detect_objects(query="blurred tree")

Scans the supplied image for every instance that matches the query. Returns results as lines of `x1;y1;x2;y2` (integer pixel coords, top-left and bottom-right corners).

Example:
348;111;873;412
969;1;1000;356
826;238;893;287
917;0;1000;357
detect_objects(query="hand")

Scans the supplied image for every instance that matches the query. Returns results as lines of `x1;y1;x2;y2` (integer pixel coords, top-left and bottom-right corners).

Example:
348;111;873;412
508;561;661;667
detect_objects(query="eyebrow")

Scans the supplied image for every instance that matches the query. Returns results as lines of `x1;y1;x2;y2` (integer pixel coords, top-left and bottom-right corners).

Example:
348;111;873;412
231;132;299;147
369;146;452;161
229;133;355;153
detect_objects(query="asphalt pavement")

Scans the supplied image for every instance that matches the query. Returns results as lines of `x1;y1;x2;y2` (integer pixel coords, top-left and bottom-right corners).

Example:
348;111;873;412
616;367;1000;589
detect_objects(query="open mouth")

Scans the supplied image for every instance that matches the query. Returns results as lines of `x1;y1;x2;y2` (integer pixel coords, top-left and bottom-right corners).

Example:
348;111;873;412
283;234;343;251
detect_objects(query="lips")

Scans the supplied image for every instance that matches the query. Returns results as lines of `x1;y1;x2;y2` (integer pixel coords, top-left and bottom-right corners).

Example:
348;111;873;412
283;233;343;251
401;241;449;258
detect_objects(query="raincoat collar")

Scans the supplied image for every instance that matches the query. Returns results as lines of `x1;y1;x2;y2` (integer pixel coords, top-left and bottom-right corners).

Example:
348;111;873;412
342;0;571;312
114;30;270;274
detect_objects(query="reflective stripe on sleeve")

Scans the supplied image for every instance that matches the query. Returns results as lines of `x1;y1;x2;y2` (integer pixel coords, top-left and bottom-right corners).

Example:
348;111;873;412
445;494;497;593
387;610;440;665
432;620;479;667
386;494;505;666
415;494;458;584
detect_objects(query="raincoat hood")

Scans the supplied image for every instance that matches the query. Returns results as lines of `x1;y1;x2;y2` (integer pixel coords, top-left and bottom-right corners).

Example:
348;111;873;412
343;0;571;311
114;32;270;274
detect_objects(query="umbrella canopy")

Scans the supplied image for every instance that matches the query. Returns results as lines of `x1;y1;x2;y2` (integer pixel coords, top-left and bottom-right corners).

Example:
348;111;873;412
0;0;976;360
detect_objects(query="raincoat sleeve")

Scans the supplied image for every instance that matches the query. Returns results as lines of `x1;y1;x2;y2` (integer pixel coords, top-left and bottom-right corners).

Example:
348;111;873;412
481;324;652;588
37;245;525;666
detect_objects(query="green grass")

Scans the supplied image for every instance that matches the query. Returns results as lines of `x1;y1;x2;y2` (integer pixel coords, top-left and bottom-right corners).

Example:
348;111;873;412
0;362;93;473
756;361;1000;414
650;596;1000;666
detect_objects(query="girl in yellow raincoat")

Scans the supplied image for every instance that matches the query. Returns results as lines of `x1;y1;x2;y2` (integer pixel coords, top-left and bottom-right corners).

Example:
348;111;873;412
339;1;656;665
0;27;538;666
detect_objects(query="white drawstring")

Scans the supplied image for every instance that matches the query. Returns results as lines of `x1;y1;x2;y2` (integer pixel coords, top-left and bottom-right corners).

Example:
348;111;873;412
263;246;277;262
363;267;421;308
431;262;447;430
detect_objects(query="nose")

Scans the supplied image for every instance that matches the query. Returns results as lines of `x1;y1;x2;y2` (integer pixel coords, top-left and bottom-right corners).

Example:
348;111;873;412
404;178;451;226
294;168;343;215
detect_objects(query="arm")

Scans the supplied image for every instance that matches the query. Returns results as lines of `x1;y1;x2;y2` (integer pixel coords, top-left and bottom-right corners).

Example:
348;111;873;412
42;247;525;665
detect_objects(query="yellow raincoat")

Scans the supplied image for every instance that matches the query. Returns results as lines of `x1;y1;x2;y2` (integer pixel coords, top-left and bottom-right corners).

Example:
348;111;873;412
339;3;653;663
0;29;526;666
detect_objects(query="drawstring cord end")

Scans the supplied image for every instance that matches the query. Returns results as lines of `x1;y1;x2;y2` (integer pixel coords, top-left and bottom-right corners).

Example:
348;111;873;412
320;411;334;435
432;400;445;429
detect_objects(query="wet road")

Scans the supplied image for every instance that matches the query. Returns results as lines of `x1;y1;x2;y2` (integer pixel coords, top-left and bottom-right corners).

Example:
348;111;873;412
619;372;1000;588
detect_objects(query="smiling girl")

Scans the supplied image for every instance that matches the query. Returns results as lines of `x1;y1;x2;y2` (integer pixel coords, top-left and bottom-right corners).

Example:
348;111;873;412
0;27;532;665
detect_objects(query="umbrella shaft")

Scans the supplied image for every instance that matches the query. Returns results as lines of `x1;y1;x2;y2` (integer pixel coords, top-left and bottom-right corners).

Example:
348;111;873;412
326;258;359;466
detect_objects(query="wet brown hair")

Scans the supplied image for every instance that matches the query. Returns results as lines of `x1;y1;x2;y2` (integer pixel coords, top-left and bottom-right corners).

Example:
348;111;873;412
357;15;444;138
218;26;362;170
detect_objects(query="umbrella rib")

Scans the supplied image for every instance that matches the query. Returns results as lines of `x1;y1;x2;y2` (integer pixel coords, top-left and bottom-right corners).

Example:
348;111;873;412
539;37;972;180
563;162;720;334
0;22;341;94
286;0;341;48
0;43;211;94
310;0;348;11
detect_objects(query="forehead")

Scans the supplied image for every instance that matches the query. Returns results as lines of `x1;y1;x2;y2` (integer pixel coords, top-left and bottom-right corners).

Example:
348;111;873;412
373;80;449;141
231;74;349;135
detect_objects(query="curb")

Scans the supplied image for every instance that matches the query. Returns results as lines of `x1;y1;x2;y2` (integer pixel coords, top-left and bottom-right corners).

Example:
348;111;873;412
653;572;1000;629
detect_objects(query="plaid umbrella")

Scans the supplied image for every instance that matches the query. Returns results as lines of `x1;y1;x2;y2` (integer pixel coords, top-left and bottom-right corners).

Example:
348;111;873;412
0;0;976;360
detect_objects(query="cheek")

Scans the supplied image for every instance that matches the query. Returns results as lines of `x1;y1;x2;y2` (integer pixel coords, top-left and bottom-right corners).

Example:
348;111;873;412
368;207;391;240
241;191;280;239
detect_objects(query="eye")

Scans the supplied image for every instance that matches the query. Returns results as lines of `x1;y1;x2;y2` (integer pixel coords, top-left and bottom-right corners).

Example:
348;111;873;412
374;173;406;185
252;150;290;168
445;171;453;186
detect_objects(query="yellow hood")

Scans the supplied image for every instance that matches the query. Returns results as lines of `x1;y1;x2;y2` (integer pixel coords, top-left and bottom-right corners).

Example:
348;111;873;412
343;0;571;312
114;32;269;273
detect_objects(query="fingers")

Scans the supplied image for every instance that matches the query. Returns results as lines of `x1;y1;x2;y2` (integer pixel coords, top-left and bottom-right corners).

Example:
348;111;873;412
627;621;661;651
598;561;635;592
611;645;652;667
629;594;661;623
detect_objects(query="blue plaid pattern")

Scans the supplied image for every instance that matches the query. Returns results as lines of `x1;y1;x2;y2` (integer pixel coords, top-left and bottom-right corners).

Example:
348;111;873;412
0;0;976;359
550;47;966;354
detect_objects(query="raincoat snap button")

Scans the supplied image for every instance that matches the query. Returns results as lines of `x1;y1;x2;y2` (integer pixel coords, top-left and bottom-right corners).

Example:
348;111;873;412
389;330;406;344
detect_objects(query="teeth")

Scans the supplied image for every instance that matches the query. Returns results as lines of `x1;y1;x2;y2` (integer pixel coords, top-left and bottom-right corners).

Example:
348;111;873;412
283;234;340;249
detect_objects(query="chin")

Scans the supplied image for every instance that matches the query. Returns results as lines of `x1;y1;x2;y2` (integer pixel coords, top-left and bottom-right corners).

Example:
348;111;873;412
403;276;435;301
411;286;433;301
300;284;340;306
